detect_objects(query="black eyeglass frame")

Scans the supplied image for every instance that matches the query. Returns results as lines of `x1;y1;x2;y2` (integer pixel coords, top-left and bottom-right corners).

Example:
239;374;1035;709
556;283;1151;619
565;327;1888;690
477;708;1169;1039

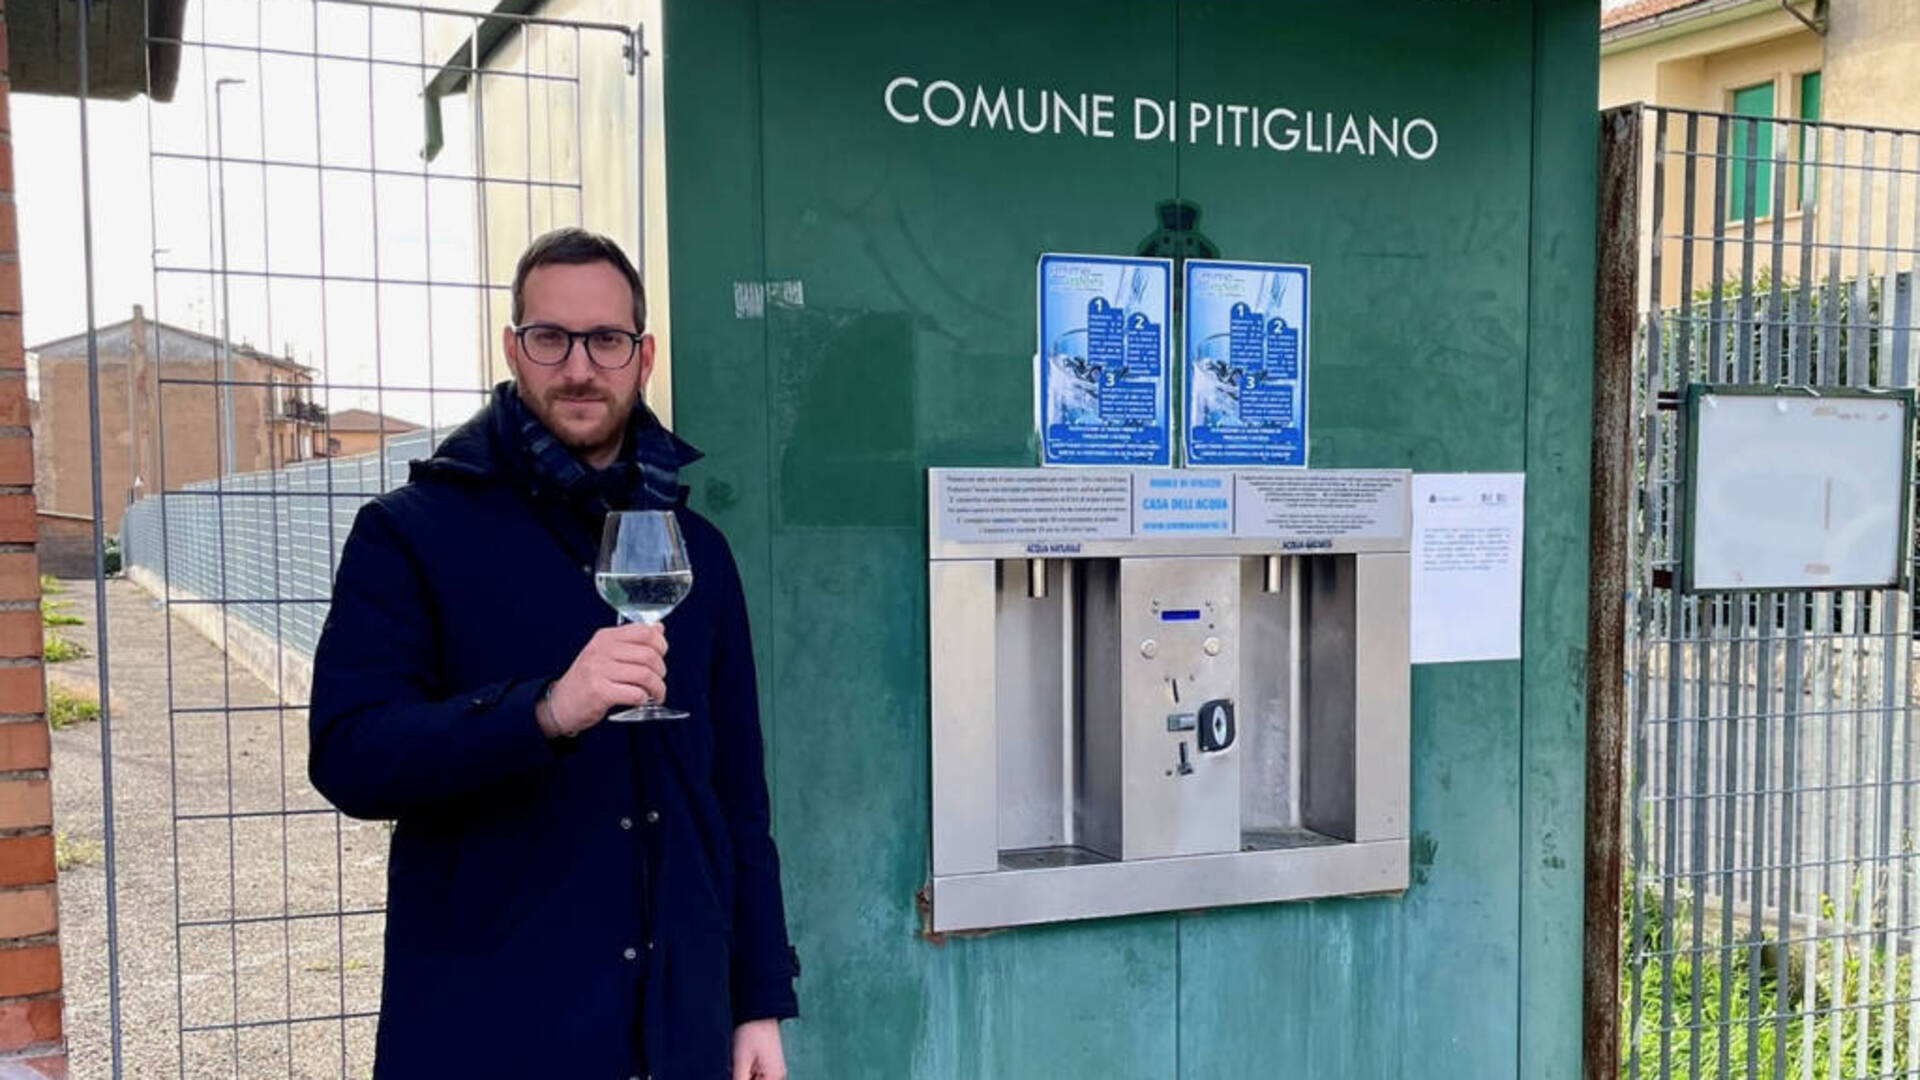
510;323;645;370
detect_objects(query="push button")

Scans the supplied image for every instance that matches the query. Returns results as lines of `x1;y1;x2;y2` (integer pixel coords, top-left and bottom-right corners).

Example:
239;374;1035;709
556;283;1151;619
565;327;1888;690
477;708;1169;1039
645;810;661;825
619;817;633;830
623;947;638;961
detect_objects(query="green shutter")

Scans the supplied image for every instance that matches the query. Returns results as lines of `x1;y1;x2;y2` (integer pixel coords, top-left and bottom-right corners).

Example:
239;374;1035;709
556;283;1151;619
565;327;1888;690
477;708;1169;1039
1800;71;1823;206
1729;81;1775;222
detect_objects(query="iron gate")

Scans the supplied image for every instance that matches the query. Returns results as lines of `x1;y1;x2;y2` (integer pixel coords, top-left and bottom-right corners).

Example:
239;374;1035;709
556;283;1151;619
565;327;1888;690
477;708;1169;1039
1613;103;1920;1079
72;0;646;1074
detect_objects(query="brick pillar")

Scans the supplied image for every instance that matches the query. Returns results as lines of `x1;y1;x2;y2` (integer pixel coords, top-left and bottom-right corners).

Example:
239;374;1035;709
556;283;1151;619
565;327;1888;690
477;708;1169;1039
0;0;66;1075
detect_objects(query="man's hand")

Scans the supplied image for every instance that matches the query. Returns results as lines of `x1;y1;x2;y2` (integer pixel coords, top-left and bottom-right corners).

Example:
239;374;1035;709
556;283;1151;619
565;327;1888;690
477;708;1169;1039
536;622;668;737
732;1019;786;1080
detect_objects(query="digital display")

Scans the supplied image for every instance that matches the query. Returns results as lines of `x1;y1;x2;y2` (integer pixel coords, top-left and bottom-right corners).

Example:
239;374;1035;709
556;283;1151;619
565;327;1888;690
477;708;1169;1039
1159;609;1201;622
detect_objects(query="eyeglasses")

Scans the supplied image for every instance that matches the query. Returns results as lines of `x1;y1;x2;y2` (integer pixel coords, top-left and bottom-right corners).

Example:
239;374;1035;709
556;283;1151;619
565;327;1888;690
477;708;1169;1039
511;323;644;370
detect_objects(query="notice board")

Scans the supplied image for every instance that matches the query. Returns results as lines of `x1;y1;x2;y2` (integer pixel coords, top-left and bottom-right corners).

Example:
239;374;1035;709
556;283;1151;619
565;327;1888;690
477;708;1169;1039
1684;385;1916;592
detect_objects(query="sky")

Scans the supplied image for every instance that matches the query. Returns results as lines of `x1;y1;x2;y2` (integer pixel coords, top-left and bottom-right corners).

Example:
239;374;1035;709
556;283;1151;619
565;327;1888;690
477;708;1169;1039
15;0;510;429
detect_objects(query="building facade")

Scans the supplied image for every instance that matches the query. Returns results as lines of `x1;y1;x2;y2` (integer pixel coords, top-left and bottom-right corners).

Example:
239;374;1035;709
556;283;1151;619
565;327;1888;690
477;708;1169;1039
321;408;421;458
1601;0;1920;299
29;306;319;538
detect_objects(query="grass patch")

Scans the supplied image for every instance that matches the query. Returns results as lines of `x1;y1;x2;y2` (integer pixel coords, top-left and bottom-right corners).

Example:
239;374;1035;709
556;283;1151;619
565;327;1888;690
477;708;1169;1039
38;575;61;595
42;633;87;663
40;598;81;627
1623;879;1916;1078
54;831;103;871
47;685;99;730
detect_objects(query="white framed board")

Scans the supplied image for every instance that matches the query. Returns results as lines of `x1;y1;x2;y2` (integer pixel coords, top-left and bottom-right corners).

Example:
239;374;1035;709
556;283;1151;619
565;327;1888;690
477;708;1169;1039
1683;384;1916;592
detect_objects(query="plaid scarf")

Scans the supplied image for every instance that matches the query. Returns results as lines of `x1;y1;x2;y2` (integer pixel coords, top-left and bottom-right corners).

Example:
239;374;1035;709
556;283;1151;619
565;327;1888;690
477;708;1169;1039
492;382;685;517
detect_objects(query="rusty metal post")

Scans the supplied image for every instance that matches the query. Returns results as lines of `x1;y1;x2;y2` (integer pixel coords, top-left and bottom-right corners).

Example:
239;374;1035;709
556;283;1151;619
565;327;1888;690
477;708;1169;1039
1585;103;1641;1080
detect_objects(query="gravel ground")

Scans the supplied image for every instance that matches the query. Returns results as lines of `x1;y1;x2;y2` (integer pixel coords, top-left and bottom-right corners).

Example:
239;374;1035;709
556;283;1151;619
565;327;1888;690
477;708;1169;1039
48;578;387;1079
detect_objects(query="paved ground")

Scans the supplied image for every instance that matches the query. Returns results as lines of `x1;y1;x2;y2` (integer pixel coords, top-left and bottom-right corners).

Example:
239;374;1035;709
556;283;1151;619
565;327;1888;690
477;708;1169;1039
48;578;387;1079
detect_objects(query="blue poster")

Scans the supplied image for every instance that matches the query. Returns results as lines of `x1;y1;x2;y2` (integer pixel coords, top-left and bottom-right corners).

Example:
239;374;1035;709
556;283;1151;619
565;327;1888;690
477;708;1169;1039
1037;253;1173;467
1183;259;1311;467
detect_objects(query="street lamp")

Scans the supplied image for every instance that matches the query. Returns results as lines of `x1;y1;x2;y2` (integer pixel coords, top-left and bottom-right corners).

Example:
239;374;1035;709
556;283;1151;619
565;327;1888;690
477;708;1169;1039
213;77;244;477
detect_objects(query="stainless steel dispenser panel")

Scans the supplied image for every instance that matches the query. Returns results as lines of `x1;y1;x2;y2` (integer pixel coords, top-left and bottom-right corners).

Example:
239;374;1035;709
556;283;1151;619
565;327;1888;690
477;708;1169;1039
1353;552;1411;842
929;839;1410;933
1301;556;1358;841
1119;557;1241;860
1237;555;1296;835
995;557;1068;852
929;560;997;876
926;467;1412;931
1074;559;1123;860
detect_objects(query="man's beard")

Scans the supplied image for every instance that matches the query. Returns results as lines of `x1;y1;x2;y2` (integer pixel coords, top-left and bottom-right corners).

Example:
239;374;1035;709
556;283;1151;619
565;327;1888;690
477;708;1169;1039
525;382;634;456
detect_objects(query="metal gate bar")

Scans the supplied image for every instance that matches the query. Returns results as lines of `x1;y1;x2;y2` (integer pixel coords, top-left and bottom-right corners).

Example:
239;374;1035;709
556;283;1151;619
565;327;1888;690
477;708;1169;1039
61;1;645;1074
1618;103;1920;1080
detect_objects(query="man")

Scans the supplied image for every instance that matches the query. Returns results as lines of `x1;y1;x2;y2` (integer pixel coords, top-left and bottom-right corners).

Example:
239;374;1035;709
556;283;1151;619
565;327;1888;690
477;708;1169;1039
309;228;798;1080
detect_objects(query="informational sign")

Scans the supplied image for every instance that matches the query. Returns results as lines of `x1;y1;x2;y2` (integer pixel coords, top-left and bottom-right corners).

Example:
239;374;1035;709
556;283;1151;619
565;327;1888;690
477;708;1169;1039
930;468;1408;547
1183;260;1310;468
1410;473;1525;664
1037;254;1173;467
1685;386;1915;592
1234;470;1405;545
935;469;1133;543
1134;471;1233;536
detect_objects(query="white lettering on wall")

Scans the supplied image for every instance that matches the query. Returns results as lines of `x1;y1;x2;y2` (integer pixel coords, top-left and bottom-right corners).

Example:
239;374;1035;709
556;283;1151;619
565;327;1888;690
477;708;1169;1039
884;76;920;124
923;80;967;127
882;75;1441;162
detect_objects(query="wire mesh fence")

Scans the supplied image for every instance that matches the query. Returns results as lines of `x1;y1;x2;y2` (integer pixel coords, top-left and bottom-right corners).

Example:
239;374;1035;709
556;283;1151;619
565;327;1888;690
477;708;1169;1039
1623;104;1920;1079
68;1;642;1075
123;429;432;662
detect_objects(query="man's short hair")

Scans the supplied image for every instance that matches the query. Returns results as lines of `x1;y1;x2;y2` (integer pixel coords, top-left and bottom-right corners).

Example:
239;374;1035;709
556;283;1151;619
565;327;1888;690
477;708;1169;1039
510;227;647;332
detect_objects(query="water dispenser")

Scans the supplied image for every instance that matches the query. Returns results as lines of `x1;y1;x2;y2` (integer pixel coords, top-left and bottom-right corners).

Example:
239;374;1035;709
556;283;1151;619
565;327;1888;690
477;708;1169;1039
926;467;1411;932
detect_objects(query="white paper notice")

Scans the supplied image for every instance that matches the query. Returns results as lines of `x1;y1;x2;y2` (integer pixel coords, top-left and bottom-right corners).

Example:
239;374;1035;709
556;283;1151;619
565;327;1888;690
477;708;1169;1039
1411;473;1525;664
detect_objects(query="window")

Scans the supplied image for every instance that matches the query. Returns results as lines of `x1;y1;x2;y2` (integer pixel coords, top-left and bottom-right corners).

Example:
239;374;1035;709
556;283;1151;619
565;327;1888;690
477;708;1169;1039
1799;70;1822;206
1729;81;1775;222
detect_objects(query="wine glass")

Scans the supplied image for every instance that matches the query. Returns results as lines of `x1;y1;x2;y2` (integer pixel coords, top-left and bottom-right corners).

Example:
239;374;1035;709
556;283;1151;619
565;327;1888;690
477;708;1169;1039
595;510;692;721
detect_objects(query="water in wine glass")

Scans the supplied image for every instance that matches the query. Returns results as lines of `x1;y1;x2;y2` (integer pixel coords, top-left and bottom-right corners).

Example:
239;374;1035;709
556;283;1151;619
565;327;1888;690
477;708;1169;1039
597;510;693;721
596;569;692;625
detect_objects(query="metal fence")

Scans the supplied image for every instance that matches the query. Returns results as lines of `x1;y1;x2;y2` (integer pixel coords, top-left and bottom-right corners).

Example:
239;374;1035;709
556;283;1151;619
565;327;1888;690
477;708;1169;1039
68;1;642;1076
122;429;434;660
1621;103;1920;1079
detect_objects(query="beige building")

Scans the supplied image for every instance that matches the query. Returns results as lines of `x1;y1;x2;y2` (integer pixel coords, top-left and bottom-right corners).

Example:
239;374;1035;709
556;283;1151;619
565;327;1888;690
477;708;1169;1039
323;408;423;458
420;0;672;420
29;306;320;538
1601;0;1920;300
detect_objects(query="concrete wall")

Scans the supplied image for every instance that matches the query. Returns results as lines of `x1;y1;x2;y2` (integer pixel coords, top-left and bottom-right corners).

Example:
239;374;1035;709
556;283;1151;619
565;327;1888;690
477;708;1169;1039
32;513;92;580
1824;0;1920;130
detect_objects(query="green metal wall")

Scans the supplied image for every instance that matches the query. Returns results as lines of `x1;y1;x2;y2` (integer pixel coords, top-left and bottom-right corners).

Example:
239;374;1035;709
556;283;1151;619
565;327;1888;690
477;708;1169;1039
663;2;1598;1076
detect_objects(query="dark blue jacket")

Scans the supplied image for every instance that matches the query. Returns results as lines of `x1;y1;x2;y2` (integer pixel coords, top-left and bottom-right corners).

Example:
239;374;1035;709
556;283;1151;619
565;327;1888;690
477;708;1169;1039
309;402;798;1080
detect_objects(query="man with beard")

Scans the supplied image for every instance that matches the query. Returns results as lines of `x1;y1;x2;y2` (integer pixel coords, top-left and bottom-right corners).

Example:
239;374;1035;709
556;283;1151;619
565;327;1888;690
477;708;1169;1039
309;228;799;1079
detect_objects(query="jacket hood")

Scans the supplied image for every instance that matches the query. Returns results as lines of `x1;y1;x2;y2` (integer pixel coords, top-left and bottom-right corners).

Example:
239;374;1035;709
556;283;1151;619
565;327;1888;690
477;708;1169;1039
409;382;702;487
